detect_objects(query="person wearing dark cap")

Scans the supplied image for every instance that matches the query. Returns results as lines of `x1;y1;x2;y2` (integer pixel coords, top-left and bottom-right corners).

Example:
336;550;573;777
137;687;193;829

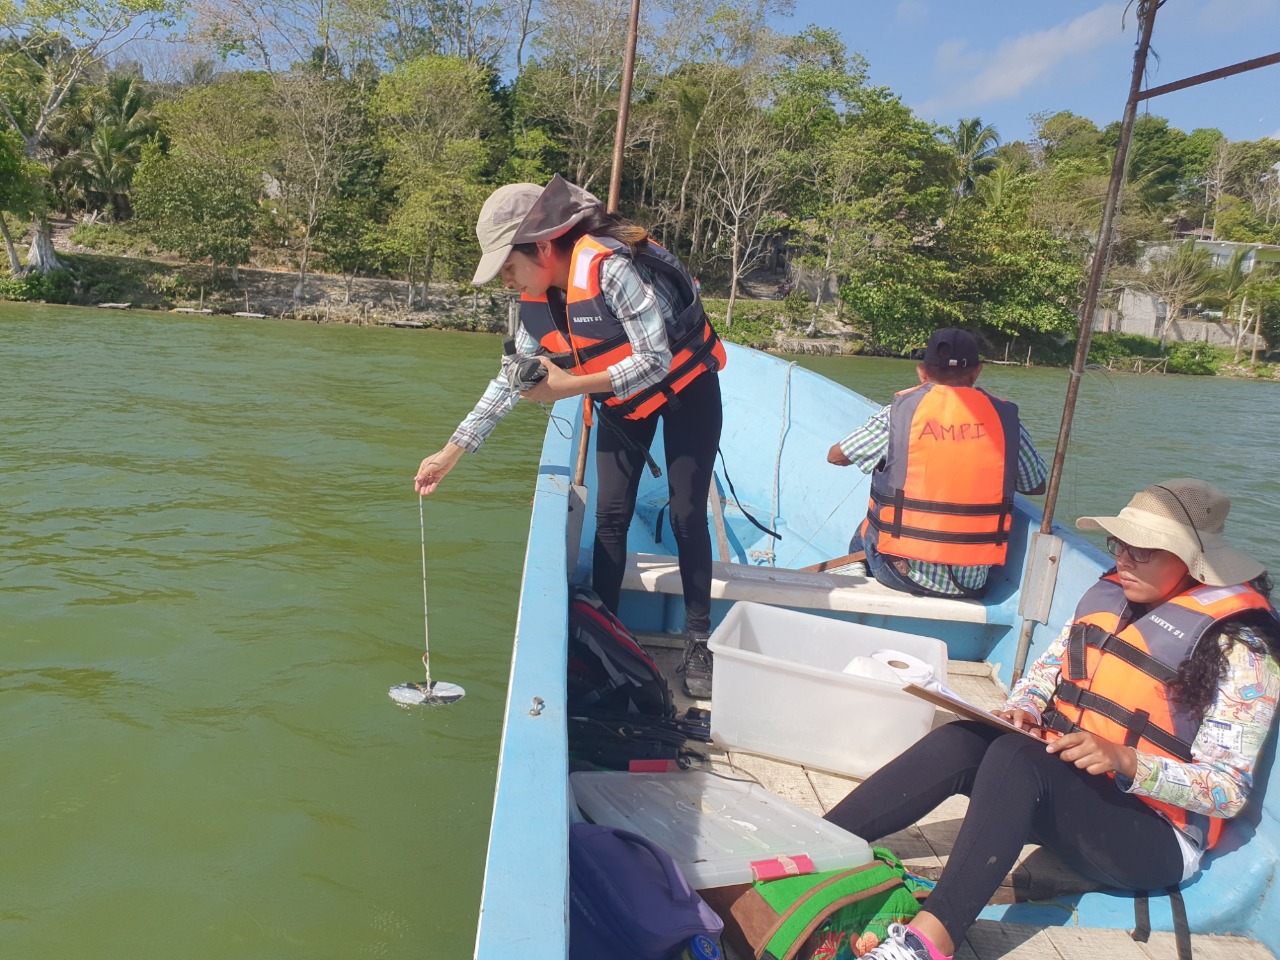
413;176;726;696
827;327;1047;597
824;478;1280;960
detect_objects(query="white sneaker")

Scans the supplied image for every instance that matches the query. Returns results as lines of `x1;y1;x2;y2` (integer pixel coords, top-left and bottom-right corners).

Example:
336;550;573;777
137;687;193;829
861;924;936;960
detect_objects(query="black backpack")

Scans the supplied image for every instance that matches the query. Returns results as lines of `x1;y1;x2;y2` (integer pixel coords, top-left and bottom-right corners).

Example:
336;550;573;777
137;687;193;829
567;587;674;719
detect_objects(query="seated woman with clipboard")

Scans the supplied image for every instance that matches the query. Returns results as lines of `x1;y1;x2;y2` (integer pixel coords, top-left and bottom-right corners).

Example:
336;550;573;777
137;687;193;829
823;479;1280;960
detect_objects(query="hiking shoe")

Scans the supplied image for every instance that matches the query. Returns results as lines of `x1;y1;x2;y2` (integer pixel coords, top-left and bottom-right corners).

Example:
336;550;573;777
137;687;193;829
861;924;948;960
678;632;713;699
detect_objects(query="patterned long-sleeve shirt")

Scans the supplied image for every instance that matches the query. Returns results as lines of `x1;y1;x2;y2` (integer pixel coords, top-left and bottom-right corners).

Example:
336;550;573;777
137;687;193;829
449;254;678;452
836;397;1048;595
1005;620;1280;861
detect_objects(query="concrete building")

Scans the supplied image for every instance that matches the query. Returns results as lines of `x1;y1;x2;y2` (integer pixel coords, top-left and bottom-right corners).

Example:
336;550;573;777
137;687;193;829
1093;240;1275;352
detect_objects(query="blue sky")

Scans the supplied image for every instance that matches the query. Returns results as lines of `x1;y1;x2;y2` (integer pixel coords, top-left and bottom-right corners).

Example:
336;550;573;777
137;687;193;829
779;0;1280;145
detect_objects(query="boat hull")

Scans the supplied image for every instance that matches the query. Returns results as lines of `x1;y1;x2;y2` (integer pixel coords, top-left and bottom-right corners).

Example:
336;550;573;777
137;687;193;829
474;343;1280;959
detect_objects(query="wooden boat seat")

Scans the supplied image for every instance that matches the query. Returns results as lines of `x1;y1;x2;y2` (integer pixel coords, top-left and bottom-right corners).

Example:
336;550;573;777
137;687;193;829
622;552;989;624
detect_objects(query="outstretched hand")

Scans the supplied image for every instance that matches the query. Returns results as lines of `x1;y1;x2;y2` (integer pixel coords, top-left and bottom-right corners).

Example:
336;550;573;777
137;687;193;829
415;444;464;495
1046;730;1138;778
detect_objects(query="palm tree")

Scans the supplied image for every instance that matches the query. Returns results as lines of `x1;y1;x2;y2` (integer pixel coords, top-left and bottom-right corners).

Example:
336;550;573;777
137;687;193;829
975;161;1021;212
1210;247;1250;361
85;73;157;218
44;71;156;220
1131;241;1213;347
948;117;1000;200
1210;249;1277;363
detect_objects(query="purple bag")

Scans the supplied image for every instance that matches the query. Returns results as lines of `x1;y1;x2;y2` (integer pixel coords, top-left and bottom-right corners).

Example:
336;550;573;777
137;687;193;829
569;822;724;960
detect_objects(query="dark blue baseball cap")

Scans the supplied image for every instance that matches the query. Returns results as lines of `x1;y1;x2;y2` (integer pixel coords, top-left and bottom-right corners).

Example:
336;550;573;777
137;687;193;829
923;328;981;368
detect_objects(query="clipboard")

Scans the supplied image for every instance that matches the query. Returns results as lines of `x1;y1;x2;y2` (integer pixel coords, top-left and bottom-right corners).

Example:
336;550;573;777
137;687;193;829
903;683;1047;741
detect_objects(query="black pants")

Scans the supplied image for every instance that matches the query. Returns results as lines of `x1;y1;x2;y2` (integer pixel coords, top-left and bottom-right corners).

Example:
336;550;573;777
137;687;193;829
824;721;1186;948
592;371;722;634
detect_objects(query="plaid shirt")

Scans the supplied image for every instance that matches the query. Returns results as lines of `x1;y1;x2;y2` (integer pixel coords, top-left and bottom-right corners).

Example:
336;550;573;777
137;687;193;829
450;254;677;451
838;396;1048;595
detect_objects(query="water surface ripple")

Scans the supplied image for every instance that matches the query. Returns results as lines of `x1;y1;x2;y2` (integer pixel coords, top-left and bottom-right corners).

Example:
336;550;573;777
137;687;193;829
3;304;1276;957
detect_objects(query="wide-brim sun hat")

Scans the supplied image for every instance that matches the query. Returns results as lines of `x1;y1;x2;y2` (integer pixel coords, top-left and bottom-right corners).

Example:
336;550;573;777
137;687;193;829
471;175;602;285
1075;478;1264;587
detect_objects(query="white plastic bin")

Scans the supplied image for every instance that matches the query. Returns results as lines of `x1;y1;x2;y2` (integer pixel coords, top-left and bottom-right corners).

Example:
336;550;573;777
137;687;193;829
570;770;872;890
707;602;947;778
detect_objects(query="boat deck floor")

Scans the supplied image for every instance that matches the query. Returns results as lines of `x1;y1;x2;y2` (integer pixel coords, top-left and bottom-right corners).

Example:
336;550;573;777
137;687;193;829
637;635;1275;960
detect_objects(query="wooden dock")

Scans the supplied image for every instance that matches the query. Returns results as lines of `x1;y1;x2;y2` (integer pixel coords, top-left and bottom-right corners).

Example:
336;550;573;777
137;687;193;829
638;638;1274;960
1106;356;1170;374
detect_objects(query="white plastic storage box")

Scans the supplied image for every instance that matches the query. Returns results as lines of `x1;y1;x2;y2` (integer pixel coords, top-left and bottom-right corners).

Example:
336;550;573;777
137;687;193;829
570;770;872;890
707;602;947;778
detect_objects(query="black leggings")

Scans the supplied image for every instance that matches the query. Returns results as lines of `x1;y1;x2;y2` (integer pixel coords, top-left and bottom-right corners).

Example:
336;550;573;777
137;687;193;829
824;721;1186;948
591;371;722;634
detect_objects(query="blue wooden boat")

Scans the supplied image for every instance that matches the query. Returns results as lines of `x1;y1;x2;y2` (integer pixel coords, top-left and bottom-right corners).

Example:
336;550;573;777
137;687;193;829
472;342;1279;959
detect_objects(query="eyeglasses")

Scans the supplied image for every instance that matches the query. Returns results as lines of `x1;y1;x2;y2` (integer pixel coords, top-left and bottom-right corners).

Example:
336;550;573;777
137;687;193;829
1105;536;1154;564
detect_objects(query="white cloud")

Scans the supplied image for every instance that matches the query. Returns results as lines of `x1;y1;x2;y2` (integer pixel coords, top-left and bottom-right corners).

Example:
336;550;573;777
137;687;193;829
895;0;928;25
1196;0;1277;32
919;4;1127;117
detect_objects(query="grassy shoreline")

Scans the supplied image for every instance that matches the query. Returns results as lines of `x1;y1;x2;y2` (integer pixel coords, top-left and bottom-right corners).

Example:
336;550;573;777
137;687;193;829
3;248;1276;380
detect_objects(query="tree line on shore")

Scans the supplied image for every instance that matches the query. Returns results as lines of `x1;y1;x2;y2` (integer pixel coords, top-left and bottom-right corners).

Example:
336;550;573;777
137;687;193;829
2;0;1279;359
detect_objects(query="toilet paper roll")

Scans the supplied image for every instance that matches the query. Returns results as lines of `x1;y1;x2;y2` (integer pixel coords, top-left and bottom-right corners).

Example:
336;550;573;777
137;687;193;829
869;649;935;686
840;656;900;684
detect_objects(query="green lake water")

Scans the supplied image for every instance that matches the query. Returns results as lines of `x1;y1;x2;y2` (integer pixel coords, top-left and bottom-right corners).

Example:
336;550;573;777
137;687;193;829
2;302;1277;958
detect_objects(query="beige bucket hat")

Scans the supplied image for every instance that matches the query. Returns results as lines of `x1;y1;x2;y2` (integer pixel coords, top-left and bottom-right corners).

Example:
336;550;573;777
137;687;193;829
1075;478;1264;587
471;175;601;285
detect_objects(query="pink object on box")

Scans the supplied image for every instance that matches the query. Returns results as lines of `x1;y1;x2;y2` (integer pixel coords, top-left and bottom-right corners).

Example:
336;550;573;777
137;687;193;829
750;854;816;882
629;759;680;773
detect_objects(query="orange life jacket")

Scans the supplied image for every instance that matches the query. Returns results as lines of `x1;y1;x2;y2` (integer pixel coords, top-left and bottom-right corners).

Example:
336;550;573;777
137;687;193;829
864;383;1021;566
1041;574;1276;849
518;235;726;420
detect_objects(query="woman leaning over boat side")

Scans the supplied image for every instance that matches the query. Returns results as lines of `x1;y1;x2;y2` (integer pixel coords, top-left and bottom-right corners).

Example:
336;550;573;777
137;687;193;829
413;176;726;697
823;478;1280;960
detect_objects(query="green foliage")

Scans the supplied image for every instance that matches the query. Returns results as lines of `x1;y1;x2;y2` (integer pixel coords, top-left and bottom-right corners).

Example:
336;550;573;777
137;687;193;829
0;273;42;300
1086;333;1234;376
1101;115;1189;208
0;127;44;217
1214;196;1280;245
133;142;259;272
144;270;197;301
0;267;75;302
68;220;153;256
781;289;811;328
498;127;558;185
1165;340;1233;376
314;197;380;278
1032;111;1105;165
842;251;966;353
704;298;786;349
1086;333;1158;363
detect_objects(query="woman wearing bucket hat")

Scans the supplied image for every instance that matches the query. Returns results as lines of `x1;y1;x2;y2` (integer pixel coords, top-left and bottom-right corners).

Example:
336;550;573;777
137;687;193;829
823;479;1279;960
414;176;726;696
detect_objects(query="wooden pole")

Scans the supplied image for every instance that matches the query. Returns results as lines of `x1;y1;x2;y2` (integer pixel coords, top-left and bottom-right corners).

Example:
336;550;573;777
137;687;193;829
573;0;641;487
607;0;641;216
1013;0;1160;683
1038;0;1158;537
1136;51;1280;101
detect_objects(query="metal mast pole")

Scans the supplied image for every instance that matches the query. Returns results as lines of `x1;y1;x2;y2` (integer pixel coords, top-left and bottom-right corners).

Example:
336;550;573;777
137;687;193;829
574;0;641;487
1011;0;1160;681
